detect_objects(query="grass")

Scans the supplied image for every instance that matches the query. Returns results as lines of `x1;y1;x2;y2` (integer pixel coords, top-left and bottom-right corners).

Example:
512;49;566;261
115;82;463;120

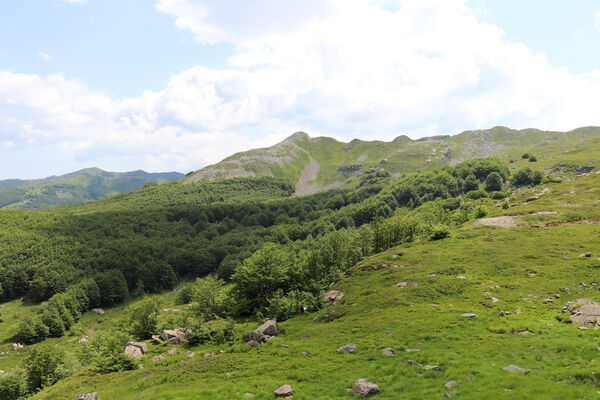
3;173;594;399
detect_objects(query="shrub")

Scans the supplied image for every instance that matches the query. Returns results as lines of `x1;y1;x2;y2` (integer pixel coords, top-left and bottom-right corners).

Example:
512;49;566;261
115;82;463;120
187;318;235;346
175;283;195;305
25;345;65;392
474;206;487;219
0;369;26;400
265;290;319;321
484;172;503;192
465;189;488;200
14;316;49;344
521;153;530;159
489;191;507;200
128;296;160;340
463;174;479;192
429;224;450;241
542;174;562;184
83;331;138;374
190;276;232;321
528;155;537;162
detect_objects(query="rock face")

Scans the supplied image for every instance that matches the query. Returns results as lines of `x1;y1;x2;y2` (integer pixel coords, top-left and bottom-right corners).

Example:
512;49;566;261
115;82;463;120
352;378;380;397
274;384;294;398
562;299;600;326
503;365;530;374
323;290;344;305
242;320;279;345
337;343;357;352
159;328;191;345
76;394;100;400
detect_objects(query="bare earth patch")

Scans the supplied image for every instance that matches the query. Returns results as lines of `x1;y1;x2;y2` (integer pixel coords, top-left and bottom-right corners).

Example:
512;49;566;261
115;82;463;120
293;157;321;196
473;216;520;228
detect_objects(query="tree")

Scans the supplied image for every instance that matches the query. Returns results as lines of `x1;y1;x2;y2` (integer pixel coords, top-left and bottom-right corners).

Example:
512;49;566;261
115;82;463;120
484;171;503;192
128;296;160;340
25;345;65;392
463;174;479;192
191;275;230;321
232;243;291;312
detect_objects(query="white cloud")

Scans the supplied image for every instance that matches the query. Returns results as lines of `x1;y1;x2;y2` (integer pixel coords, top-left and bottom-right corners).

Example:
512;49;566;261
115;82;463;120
37;51;53;61
595;11;600;28
62;0;87;4
3;0;600;177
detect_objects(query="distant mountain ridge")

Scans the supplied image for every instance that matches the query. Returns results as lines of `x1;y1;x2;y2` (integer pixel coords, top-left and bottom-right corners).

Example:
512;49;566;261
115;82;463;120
0;168;184;210
184;126;600;195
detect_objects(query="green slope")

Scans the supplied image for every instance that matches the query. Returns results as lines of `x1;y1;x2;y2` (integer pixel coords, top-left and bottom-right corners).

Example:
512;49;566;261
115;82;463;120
21;172;600;400
0;168;184;210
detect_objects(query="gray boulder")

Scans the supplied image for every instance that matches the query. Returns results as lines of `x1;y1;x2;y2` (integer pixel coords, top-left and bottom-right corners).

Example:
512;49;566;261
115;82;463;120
159;328;190;345
242;320;279;345
323;290;344;305
337;343;357;352
76;394;100;400
126;341;147;354
123;345;143;360
503;365;530;374
382;348;396;356
462;313;478;318
352;378;380;397
274;384;294;398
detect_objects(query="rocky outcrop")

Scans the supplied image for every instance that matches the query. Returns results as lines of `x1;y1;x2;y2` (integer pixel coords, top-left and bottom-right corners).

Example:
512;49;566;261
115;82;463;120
242;320;279;345
323;290;344;305
76;394;100;400
159;328;191;345
352;378;380;397
562;299;600;326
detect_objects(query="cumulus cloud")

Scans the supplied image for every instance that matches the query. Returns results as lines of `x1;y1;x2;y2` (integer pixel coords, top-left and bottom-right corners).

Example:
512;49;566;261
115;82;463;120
3;0;600;177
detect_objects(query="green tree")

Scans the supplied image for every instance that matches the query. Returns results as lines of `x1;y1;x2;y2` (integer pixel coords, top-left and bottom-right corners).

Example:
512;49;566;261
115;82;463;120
463;174;479;192
25;345;65;392
484;171;503;192
128;296;160;340
191;275;230;321
232;243;291;312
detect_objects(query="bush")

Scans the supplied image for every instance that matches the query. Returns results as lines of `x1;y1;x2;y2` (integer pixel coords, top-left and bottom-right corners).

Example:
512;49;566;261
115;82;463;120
83;331;138;374
128;296;160;340
465;189;488;200
528;155;537;162
187;318;235;346
542;174;562;184
190;276;231;321
429;225;450;241
474;206;487;219
265;290;320;321
489;191;508;200
175;283;195;305
521;153;530;159
14;316;49;345
484;172;503;192
25;345;65;392
0;369;26;400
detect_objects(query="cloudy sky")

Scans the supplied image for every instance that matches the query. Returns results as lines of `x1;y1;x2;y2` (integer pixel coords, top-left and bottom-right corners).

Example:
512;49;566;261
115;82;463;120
2;0;600;179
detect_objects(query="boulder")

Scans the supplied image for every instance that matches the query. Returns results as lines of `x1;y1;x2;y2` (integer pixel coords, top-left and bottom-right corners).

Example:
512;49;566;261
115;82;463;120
323;290;344;305
352;378;380;397
499;310;510;317
92;308;104;315
423;365;440;372
127;342;147;354
78;335;89;344
159;328;190;345
461;313;477;318
123;345;143;360
152;334;165;344
242;320;279;345
382;348;396;356
337;343;357;352
168;348;178;355
503;365;530;374
445;380;457;389
274;384;294;398
396;282;418;289
76;394;100;400
10;343;24;351
580;252;592;258
185;351;195;358
152;355;165;362
562;299;600;326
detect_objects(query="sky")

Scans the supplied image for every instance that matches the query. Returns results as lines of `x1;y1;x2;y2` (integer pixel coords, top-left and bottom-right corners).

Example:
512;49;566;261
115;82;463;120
1;0;600;179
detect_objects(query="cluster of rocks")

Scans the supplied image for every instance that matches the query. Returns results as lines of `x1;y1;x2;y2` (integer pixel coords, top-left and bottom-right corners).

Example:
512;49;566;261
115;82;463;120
562;298;600;326
152;328;191;345
76;394;100;400
242;320;279;345
10;343;24;351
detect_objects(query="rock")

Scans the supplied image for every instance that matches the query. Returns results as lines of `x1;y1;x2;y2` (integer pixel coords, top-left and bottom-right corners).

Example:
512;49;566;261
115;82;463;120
274;384;294;398
76;394;100;400
151;334;165;344
203;352;215;357
462;313;477;318
503;365;530;374
0;370;4;375
445;380;457;389
578;326;589;330
444;391;457;398
127;341;148;354
78;335;89;344
92;308;104;315
123;345;143;359
499;310;510;317
490;297;500;303
301;351;309;356
405;348;420;353
352;378;380;397
407;360;422;366
10;343;24;351
337;343;357;352
514;309;522;315
245;393;256;398
152;355;165;362
382;348;396;356
580;252;592;258
526;195;539;202
168;348;178;355
281;343;289;348
159;328;190;345
396;282;418;289
457;275;466;279
484;291;492;296
185;351;195;358
242;320;278;345
423;365;440;371
323;290;344;305
555;293;561;299
562;299;600;326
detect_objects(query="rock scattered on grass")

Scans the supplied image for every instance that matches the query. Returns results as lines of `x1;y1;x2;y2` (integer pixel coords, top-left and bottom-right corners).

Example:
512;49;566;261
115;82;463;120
274;384;294;398
562;298;600;326
503;365;530;374
396;282;418;289
405;348;420;353
323;290;344;305
490;297;500;303
461;313;477;318
242;320;279;345
423;365;440;372
407;359;422;366
337;343;357;352
244;393;255;398
382;348;396;356
580;252;592;258
168;348;178;355
444;380;457;389
514;309;522;315
76;394;100;400
152;355;165;362
499;310;510;317
352;378;380;397
185;351;195;358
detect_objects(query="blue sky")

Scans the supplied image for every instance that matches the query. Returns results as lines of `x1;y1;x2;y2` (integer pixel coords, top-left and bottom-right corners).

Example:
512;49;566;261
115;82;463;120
1;0;600;179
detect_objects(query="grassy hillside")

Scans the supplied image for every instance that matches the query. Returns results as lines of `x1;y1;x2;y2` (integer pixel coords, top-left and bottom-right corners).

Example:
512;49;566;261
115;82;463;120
10;172;599;399
185;127;600;195
0;168;184;210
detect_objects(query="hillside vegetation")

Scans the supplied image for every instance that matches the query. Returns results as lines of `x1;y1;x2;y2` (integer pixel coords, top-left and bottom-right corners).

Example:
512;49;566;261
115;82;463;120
0;168;183;210
0;128;598;399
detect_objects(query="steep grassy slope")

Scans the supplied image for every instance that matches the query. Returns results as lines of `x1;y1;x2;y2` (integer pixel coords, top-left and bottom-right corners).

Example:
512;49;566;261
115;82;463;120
0;168;184;210
16;172;600;399
184;127;600;195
